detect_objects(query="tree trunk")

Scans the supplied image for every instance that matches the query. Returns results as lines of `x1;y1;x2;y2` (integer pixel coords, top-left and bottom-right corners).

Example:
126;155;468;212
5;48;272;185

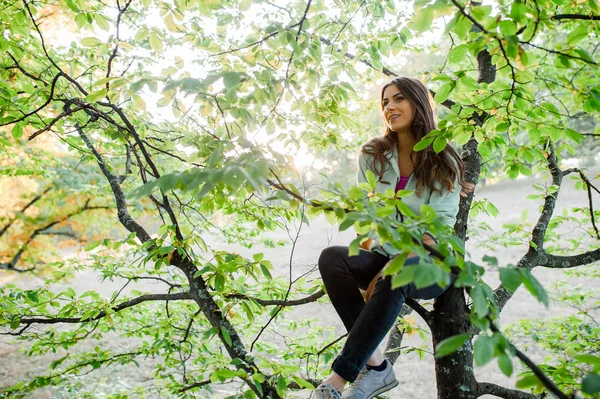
431;288;478;399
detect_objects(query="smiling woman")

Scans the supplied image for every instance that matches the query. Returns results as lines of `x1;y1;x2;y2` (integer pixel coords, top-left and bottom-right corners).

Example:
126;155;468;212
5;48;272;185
314;77;468;399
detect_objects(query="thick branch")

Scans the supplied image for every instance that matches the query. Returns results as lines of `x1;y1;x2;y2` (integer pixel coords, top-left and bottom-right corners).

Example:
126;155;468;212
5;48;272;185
28;104;86;141
530;143;562;249
76;125;152;243
476;381;542;399
226;289;325;306
495;144;563;312
538;248;600;268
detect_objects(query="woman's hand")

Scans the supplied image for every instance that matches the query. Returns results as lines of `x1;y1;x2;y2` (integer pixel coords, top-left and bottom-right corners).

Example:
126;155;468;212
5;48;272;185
359;237;373;251
364;234;435;302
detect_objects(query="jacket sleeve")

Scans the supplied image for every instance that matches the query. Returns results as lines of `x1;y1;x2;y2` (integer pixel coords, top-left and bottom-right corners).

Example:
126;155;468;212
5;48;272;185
428;177;461;230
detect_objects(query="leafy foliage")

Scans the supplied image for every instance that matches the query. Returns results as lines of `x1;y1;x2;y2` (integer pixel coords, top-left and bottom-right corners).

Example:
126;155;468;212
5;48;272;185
0;0;599;398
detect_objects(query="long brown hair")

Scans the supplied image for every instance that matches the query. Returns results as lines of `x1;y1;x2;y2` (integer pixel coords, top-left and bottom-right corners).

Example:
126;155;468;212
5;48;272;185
361;77;467;196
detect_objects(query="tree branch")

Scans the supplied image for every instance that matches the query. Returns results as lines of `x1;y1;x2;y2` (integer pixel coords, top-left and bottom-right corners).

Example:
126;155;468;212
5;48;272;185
566;168;600;240
406;297;432;325
6;51;49;85
538;248;600;269
8;292;193;331
179;379;211;393
552;13;600;21
476;381;543;399
105;0;133;95
76;124;152;243
384;304;413;364
495;143;563;313
1;72;63;128
0;199;111;271
522;42;598;66
226;289;325;307
488;320;569;399
0;186;52;238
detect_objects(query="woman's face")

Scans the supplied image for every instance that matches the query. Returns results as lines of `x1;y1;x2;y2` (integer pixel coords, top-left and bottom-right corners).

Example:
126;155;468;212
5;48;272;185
382;84;415;134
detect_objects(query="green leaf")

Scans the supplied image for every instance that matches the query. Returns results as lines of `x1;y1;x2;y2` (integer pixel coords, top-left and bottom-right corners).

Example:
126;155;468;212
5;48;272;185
11;123;23;140
220;326;232;346
382;253;408;276
432;136;447;153
497;352;513;376
348;236;361;256
391;266;416;289
95;14;110;31
260;262;272;280
566;25;589;46
291;376;314;390
499;267;521;292
516;374;541;389
410;6;434;33
276;376;287;396
9;319;20;329
482;255;498;266
149;31;163;52
414;263;441;289
85;89;107;103
541;102;560;115
434;81;455;103
499;20;517;37
84;240;101;251
81;37;102;47
582;373;600;395
223;72;241;88
474;335;494;366
448;44;468;64
519;269;548;307
470;285;489;317
434;333;470;358
414;136;435;151
365;169;377;191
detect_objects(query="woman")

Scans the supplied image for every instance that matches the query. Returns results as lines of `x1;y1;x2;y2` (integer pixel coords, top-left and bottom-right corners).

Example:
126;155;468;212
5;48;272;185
315;77;467;399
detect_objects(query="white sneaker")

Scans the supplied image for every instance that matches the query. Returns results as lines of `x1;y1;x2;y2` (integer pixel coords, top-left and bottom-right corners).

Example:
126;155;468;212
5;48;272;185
314;382;342;399
341;360;398;399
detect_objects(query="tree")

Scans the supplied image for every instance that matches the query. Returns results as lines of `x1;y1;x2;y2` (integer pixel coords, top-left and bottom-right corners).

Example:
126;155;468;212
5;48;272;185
1;0;599;398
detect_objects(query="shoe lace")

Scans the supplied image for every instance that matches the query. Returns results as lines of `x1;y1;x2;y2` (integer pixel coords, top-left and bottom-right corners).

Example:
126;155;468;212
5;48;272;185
349;368;371;389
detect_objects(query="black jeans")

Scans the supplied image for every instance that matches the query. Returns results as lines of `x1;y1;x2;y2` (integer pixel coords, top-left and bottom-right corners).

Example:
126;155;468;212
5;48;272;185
318;246;451;382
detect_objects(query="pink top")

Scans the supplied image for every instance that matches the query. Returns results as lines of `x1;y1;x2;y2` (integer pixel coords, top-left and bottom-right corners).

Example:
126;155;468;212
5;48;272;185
395;176;410;192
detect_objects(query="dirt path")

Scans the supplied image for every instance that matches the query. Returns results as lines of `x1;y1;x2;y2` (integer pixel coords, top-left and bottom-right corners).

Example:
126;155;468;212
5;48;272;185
1;170;598;398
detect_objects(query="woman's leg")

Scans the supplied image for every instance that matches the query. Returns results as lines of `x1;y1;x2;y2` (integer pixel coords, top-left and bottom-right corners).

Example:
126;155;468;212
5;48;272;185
331;256;449;383
318;246;390;332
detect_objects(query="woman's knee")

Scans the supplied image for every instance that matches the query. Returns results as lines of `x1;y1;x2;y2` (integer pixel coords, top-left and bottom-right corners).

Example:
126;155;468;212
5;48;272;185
318;246;347;278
